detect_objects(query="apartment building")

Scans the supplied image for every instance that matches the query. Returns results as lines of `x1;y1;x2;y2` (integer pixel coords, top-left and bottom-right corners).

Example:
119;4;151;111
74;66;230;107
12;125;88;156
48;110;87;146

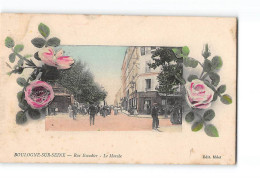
115;46;182;114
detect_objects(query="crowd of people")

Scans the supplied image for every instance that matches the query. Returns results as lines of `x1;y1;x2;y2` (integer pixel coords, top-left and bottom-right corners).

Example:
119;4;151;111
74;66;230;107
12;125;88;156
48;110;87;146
67;103;113;126
65;102;182;130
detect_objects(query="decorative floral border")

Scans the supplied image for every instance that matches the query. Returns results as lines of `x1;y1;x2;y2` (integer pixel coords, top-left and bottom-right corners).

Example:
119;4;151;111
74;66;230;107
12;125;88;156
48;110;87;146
4;23;233;137
5;23;74;124
172;45;232;137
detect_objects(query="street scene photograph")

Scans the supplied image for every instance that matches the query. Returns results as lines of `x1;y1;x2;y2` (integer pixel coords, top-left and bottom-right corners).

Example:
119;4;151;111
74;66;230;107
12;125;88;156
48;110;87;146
45;46;184;132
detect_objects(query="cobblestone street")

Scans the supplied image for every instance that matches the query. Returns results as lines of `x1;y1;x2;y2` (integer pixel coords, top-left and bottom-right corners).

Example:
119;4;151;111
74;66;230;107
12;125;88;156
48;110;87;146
45;111;182;132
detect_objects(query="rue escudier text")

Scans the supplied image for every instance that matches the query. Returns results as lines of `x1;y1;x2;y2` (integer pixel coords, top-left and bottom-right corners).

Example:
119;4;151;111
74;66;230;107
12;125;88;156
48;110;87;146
73;153;122;158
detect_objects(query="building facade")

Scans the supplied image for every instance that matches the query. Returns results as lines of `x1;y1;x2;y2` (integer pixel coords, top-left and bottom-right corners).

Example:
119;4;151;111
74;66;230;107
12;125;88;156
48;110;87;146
48;83;75;113
116;46;183;115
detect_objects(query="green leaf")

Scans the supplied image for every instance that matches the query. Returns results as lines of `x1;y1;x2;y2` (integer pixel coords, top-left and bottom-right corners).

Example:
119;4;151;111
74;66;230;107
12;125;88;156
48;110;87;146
203;79;210;84
38;23;50;38
204;124;219;137
221;94;232;104
28;108;41;120
19;100;28;110
185;111;195;122
211;56;223;70
209;72;220;86
203;79;213;90
16;111;27;125
203;59;212;72
16;77;27;87
217;85;226;94
172;48;182;58
31;38;46;48
17;59;24;67
29;69;40;81
183;57;189;67
182;46;190;56
190;58;198;68
185;59;191;67
46;37;60;47
192;121;203;132
17;91;24;102
187;75;198;82
9;53;16;63
212;92;218;102
34;52;41;61
5;36;15;48
25;59;36;67
184;57;198;68
203;109;215;121
14;44;24;53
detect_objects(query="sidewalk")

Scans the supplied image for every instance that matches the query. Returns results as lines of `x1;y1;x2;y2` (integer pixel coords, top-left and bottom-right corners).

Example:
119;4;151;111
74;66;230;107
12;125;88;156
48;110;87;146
120;110;170;119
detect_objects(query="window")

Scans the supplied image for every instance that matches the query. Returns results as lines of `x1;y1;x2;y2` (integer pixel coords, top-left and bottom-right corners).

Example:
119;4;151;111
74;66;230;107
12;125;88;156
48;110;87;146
145;61;151;73
140;47;145;56
129;99;132;107
132;98;136;108
151;47;156;53
162;99;166;105
145;79;151;90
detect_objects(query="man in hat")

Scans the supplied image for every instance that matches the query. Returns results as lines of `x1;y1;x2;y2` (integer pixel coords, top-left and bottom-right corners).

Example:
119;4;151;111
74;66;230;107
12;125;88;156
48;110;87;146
89;103;96;126
151;103;159;130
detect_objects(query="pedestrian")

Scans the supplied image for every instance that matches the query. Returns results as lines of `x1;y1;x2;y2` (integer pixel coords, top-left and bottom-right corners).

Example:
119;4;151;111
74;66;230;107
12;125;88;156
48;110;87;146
99;105;103;117
151;103;159;130
68;105;73;118
170;101;182;125
102;106;107;118
72;103;77;120
89;103;96;126
114;106;118;115
174;102;182;124
83;106;87;116
97;105;100;115
134;108;138;116
170;103;175;124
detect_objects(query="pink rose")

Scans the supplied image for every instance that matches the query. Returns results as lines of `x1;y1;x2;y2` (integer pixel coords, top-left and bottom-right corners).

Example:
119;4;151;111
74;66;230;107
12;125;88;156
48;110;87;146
24;81;54;109
38;47;74;69
185;79;214;109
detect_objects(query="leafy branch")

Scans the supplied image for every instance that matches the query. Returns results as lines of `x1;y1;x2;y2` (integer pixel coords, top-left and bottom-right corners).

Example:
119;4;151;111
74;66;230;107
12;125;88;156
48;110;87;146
185;109;219;137
4;23;61;124
172;44;233;137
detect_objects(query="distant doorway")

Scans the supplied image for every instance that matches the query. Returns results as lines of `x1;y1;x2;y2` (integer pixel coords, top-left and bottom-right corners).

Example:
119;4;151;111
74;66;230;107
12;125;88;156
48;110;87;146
144;99;151;114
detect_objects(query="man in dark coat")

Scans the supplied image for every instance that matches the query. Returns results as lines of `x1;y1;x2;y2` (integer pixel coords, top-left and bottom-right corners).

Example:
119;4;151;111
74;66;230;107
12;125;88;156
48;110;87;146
151;103;159;130
72;104;77;120
89;104;96;126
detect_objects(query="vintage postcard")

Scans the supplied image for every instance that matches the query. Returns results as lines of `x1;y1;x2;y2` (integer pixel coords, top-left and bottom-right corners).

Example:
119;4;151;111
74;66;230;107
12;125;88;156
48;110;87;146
0;14;237;164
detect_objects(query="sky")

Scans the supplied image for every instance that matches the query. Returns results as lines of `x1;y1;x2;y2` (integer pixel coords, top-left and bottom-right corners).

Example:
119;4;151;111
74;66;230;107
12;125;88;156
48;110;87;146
61;45;128;104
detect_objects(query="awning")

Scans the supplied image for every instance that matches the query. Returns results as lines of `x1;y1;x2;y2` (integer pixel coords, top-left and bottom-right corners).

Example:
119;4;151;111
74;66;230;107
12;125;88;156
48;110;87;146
158;93;182;97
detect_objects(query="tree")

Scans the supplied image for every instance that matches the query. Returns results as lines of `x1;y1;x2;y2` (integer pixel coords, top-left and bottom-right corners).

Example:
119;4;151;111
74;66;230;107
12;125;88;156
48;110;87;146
149;47;184;117
58;61;107;104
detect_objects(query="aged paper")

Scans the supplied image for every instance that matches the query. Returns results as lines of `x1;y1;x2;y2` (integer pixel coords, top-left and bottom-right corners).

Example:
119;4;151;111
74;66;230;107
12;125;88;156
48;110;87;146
0;14;237;164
